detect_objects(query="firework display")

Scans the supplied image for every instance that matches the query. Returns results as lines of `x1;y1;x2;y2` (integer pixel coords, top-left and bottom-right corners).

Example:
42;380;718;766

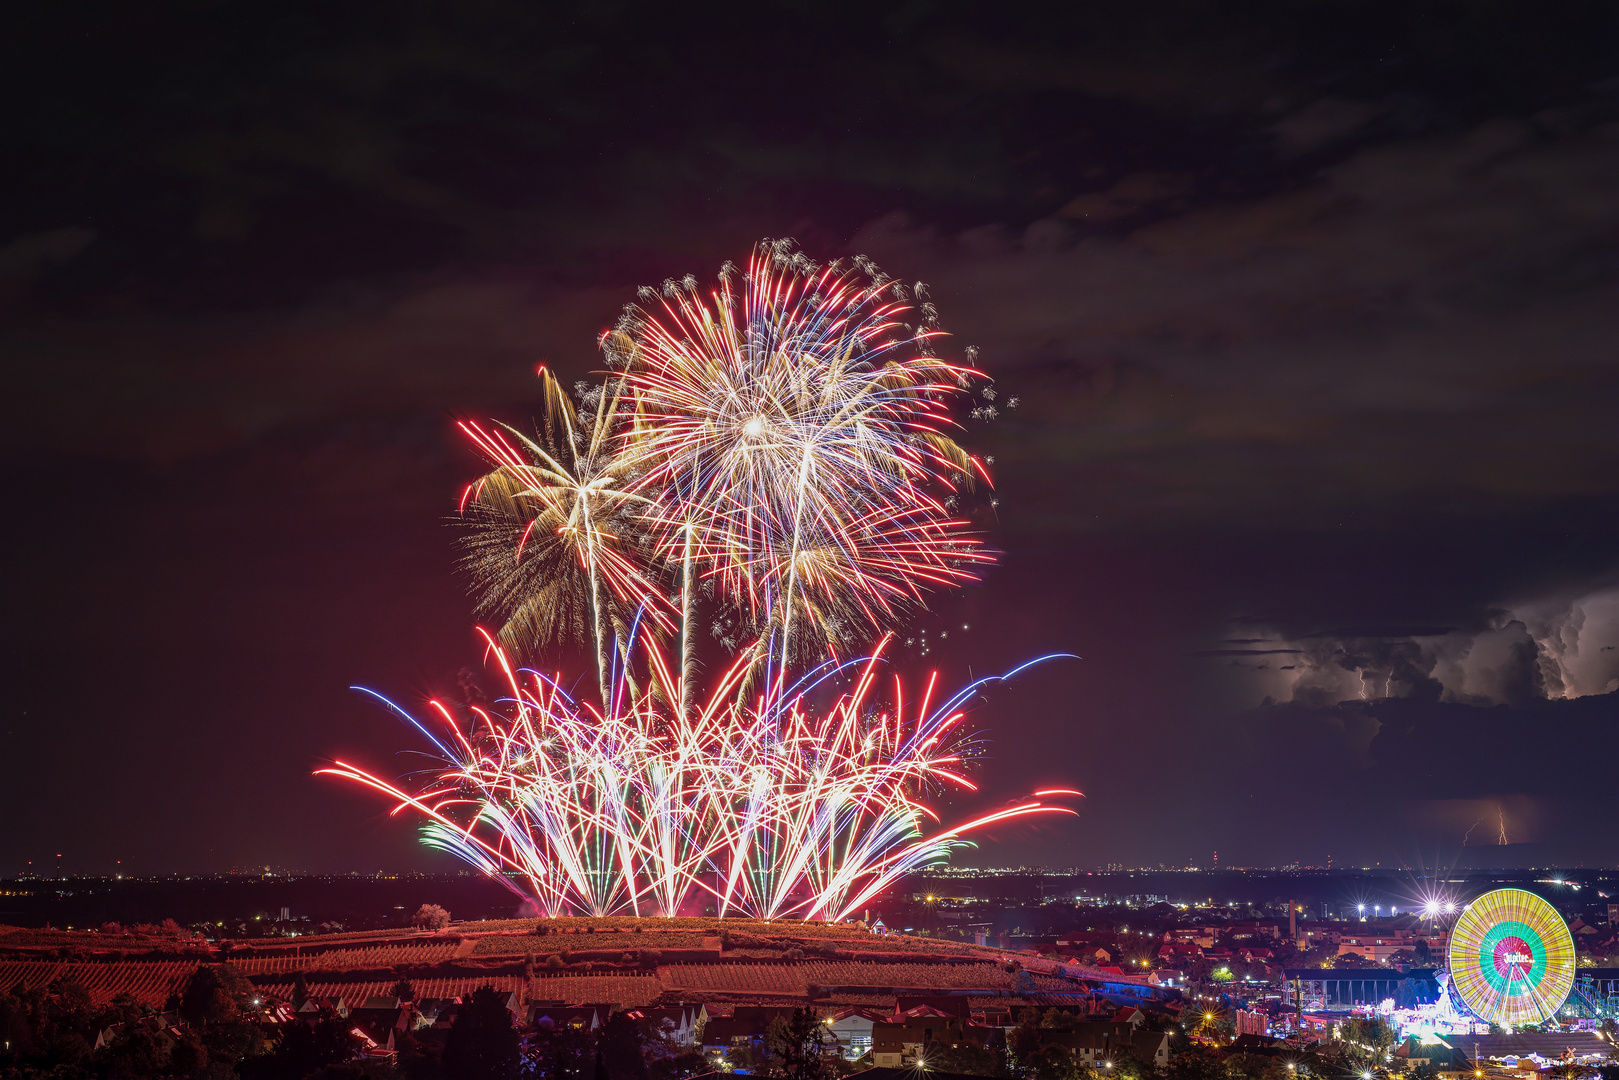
325;240;1076;918
1447;888;1576;1025
617;247;991;664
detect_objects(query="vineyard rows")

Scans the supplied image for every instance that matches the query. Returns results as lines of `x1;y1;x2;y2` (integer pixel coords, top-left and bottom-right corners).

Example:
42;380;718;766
256;976;522;1004
473;933;715;956
654;960;1069;995
0;960;200;1006
528;976;661;1007
800;961;1014;989
229;943;459;973
659;965;807;994
464;918;864;936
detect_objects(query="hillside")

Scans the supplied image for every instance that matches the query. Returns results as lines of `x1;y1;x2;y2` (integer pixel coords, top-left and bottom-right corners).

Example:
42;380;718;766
0;917;1152;1014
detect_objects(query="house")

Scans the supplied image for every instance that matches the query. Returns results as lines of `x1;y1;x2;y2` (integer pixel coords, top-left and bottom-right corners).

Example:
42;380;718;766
348;1021;397;1062
871;1011;983;1068
1148;969;1185;989
896;997;971;1018
1435;1032;1612;1066
626;1005;707;1047
1336;934;1415;964
94;1019;176;1056
298;996;349;1018
530;1004;611;1033
828;1008;887;1060
699;1007;802;1057
1039;1022;1170;1071
1131;1029;1172;1070
348;1004;409;1047
1295;925;1343;949
414;1000;458;1031
858;1070;1002;1080
1159;943;1203;964
1111;1007;1145;1028
1233;1009;1265;1037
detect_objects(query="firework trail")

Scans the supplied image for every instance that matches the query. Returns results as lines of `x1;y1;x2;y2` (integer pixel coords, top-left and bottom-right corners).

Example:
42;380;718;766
616;240;992;668
320;631;1077;919
326;240;1074;919
458;367;686;700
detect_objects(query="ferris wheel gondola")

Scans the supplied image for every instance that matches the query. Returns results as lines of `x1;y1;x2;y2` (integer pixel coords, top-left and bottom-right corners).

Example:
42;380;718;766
1446;888;1576;1026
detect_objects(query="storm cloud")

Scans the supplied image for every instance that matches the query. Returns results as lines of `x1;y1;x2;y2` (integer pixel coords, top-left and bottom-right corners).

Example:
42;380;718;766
4;1;1618;874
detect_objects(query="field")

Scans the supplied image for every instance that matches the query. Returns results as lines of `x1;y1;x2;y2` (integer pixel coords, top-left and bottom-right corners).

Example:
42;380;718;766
0;917;1126;1012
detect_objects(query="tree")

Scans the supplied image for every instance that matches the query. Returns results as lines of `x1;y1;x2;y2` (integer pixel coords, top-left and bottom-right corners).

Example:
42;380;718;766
598;1011;649;1080
1225;1052;1293;1080
1187;1007;1227;1042
243;1015;358;1080
1545;1067;1602;1080
1164;1049;1229;1080
1041;1009;1076;1031
1019;1044;1076;1080
1108;1046;1155;1080
443;985;521;1080
931;1041;1011;1077
415;904;453;930
393;978;418;1003
1335;1016;1396;1072
530;1019;594;1080
180;966;241;1027
94;1018;170;1080
765;1007;835;1080
169;1032;209;1077
292;970;311;1010
1011;1008;1044;1061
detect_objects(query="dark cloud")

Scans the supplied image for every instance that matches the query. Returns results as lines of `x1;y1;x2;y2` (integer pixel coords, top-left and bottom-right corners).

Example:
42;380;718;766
4;0;1619;874
1212;691;1619;864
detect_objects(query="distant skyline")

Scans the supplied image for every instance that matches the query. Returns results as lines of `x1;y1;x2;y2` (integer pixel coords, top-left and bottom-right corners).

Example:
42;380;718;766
4;2;1618;875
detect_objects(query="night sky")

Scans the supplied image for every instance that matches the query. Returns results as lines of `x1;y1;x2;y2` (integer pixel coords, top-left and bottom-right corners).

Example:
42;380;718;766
5;2;1619;879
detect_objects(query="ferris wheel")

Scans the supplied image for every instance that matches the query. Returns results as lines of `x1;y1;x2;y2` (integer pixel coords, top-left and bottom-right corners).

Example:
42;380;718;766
1447;888;1577;1026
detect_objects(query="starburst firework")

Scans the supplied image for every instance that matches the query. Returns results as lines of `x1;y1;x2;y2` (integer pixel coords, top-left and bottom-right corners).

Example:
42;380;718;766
325;240;1076;919
321;631;1074;919
617;241;991;662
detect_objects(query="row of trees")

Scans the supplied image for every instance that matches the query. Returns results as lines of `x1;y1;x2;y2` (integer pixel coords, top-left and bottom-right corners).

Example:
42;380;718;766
0;963;818;1080
0;966;527;1080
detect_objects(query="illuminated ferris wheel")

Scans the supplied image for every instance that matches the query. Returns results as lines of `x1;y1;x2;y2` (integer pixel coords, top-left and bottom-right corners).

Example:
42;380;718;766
1447;888;1576;1026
